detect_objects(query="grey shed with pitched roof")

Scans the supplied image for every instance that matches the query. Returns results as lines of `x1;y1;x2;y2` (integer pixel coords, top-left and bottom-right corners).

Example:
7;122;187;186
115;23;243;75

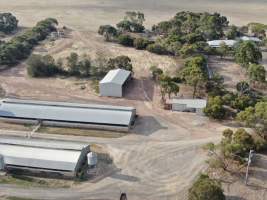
99;68;131;97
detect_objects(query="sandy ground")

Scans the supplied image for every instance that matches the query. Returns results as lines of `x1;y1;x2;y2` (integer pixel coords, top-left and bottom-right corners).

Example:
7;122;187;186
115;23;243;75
1;0;267;31
0;1;267;199
209;56;248;92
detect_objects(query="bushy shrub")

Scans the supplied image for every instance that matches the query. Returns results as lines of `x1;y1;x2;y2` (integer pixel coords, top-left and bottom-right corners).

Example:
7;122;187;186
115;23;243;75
133;38;151;50
27;54;61;77
118;34;134;47
146;43;168;55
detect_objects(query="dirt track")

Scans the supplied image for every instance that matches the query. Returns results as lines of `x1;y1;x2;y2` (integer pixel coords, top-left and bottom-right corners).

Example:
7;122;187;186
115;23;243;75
0;1;267;199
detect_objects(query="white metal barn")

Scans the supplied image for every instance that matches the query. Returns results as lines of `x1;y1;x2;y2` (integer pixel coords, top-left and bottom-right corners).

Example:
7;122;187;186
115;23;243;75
100;68;131;97
0;98;136;132
0;137;92;177
167;99;207;115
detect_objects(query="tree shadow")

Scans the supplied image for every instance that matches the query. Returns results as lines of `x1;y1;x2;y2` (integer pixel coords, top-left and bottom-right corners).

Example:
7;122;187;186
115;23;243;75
111;173;140;182
131;115;167;136
227;196;246;200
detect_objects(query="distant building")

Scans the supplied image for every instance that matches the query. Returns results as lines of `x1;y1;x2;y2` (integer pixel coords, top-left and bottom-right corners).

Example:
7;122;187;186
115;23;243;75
240;36;262;43
0;98;136;132
0;137;93;177
99;68;131;98
167;99;207;115
207;40;237;48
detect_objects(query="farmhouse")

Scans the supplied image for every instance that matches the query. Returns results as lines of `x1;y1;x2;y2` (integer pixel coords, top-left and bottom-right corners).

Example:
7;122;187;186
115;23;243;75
0;98;136;132
0;137;93;177
207;40;237;48
167;99;207;115
99;68;131;97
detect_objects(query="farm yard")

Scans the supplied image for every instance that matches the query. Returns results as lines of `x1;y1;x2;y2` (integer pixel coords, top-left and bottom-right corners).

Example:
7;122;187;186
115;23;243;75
0;1;267;200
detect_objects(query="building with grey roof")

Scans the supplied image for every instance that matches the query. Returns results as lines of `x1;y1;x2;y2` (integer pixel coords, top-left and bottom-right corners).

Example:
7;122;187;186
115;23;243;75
99;68;131;97
167;99;207;115
0;98;136;132
0;136;92;177
207;40;237;48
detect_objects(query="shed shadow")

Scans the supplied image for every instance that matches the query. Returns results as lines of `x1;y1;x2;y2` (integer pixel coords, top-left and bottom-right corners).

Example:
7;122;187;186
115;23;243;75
124;78;154;101
111;173;139;182
131;115;167;136
227;196;246;200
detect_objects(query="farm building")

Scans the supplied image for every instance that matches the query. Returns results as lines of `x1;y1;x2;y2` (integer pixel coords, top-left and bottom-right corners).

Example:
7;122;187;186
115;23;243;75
0;136;94;177
207;40;237;48
0;98;136;132
167;99;207;115
240;36;262;43
100;68;131;97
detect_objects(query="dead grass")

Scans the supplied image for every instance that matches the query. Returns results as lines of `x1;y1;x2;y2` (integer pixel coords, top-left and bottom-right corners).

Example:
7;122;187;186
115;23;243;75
0;174;71;188
37;126;126;138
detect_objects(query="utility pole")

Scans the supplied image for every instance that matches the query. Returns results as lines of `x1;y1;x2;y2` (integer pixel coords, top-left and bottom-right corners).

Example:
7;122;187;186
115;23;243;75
245;150;254;185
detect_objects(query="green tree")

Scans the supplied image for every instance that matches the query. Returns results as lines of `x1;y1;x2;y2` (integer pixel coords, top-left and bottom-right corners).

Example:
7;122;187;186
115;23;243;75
226;25;239;39
27;54;60;77
234;41;262;68
236;81;250;95
204;96;226;120
188;174;225;200
133;38;150;50
248;64;266;83
98;25;117;41
66;52;79;75
237;102;267;138
107;55;133;71
180;55;208;98
159;74;179;100
146;43;168;55
248;22;267;38
205;73;225;96
217;42;231;59
0;13;18;34
117;34;134;47
150;65;163;81
117;11;145;33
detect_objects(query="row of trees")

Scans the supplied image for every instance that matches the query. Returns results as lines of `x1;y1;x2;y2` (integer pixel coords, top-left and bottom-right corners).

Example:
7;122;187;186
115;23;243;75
27;53;133;78
99;11;229;57
0;13;18;34
0;18;58;66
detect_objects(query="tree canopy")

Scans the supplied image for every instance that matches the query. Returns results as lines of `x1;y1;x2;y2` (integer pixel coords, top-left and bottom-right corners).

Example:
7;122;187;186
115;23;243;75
180;55;208;98
0;18;58;66
248;64;266;83
234;41;262;68
0;13;18;34
188;174;225;200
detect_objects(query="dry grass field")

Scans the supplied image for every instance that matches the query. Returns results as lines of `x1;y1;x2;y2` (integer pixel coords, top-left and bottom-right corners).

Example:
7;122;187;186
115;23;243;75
0;1;267;200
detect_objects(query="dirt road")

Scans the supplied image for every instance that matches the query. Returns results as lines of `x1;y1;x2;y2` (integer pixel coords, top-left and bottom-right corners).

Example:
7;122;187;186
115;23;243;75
0;113;222;200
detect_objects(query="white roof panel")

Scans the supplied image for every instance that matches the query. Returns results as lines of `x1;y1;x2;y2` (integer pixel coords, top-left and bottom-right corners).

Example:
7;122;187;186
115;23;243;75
207;40;237;47
0;144;81;171
100;69;131;85
168;99;207;109
241;36;262;42
0;98;135;126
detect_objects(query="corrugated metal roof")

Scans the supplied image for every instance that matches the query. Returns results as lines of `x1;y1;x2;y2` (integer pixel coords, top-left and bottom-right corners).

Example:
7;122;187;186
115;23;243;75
0;136;89;151
241;36;262;42
207;40;237;47
167;99;207;109
100;69;131;85
0;144;81;171
0;98;135;126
